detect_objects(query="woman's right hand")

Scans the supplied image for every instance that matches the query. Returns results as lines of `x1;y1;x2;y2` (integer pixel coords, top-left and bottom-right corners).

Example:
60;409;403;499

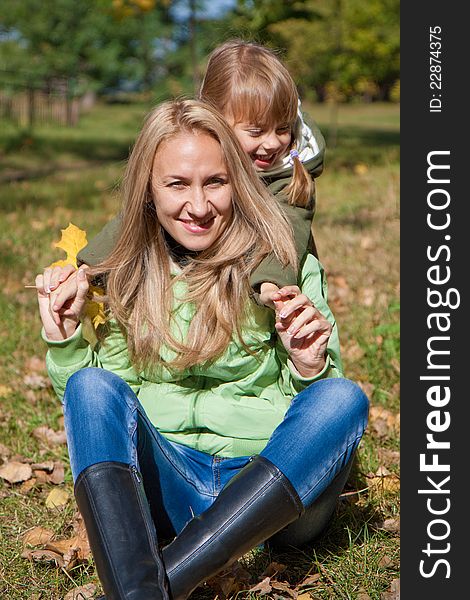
36;266;90;341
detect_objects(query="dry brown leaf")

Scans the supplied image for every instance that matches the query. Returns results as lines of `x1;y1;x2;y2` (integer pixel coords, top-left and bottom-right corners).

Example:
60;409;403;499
368;406;399;438
299;573;321;587
33;469;50;484
380;578;400;600
23;374;51;389
19;478;37;494
25;356;47;372
379;555;395;569
271;580;297;598
0;384;13;398
31;461;54;472
21;548;64;568
32;425;67;446
45;487;70;509
359;287;375;307
250;576;272;595
23;526;55;547
343;342;365;361
376;517;400;533
357;588;372;600
0;461;33;484
49;461;65;484
377;448;400;466
297;594;314;600
368;473;400;494
64;584;97;600
0;443;11;459
207;560;251;597
261;562;287;578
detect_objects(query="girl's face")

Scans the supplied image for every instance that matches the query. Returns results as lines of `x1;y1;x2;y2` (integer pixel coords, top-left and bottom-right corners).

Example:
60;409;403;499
152;132;233;252
228;120;292;171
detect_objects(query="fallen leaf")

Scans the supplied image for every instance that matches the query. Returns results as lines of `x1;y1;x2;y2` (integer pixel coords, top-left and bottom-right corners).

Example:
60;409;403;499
379;555;395;569
45;487;70;509
0;461;33;484
0;443;11;459
0;384;13;398
357;588;372;600
21;548;64;568
23;527;55;547
49;461;65;484
32;425;67;446
375;517;400;533
31;461;54;472
250;576;272;595
261;562;287;578
299;573;321;587
25;356;47;372
207;560;251;597
368;473;400;494
368;406;399;438
380;578;399;600
19;478;37;494
271;580;297;598
23;374;51;389
64;584;97;600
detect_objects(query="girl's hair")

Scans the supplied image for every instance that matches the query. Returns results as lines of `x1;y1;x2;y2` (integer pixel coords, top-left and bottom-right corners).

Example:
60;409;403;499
200;39;314;208
94;99;297;372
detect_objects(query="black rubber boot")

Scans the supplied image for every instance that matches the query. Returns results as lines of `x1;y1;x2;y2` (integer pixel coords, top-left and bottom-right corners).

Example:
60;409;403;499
75;461;169;600
162;455;304;600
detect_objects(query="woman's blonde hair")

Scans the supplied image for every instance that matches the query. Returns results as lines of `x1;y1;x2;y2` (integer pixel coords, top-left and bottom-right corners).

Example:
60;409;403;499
200;39;314;208
94;99;297;372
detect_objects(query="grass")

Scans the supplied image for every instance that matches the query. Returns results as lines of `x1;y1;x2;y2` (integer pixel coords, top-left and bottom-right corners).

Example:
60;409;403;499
0;100;400;599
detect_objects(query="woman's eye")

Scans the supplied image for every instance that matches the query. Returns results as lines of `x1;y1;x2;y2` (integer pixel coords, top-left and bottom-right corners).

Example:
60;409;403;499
168;181;185;189
277;126;291;134
247;129;262;137
207;178;227;187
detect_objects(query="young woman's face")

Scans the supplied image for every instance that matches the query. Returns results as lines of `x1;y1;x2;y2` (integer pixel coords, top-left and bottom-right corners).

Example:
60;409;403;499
228;119;292;171
152;132;233;252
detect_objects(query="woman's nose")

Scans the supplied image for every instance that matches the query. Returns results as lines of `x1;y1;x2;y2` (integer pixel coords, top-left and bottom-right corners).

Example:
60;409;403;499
186;186;209;217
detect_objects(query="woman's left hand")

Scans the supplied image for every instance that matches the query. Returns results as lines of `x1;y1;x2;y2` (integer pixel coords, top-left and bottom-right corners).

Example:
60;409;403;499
269;285;332;378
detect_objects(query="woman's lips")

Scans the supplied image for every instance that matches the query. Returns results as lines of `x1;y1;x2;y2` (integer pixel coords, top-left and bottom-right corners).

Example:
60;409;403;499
179;217;215;233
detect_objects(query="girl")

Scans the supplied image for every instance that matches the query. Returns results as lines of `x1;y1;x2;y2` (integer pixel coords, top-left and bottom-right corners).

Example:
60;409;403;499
37;99;368;600
61;40;325;304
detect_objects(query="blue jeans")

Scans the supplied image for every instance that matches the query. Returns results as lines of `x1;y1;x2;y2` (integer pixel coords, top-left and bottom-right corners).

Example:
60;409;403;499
63;368;368;545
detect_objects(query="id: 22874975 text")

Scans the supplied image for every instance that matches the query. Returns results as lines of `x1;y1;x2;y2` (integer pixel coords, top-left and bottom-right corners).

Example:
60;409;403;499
429;26;442;113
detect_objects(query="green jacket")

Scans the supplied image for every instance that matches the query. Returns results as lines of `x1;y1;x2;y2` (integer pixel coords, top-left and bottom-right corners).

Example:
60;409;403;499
77;119;326;291
44;254;342;458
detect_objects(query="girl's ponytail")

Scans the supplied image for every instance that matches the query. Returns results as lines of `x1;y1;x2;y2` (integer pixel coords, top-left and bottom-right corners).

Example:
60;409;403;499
284;148;315;209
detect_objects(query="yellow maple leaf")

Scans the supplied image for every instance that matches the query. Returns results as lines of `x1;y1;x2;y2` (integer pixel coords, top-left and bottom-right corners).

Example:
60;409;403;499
48;224;106;330
50;223;88;269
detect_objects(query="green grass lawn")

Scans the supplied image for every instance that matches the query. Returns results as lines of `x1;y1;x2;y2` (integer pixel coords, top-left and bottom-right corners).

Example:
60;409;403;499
0;100;400;599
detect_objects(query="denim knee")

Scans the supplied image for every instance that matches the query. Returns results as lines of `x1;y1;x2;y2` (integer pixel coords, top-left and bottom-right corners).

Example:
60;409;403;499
63;367;135;420
294;377;369;435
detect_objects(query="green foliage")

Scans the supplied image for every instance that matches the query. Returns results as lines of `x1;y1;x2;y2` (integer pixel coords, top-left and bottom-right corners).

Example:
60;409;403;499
227;0;399;102
0;0;170;93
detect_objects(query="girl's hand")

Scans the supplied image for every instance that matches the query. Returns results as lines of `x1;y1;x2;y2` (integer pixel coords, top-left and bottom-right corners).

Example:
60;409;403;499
258;282;280;308
36;267;89;341
270;285;332;378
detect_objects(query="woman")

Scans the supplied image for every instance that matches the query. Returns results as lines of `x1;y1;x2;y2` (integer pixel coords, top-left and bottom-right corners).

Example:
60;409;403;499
37;99;368;600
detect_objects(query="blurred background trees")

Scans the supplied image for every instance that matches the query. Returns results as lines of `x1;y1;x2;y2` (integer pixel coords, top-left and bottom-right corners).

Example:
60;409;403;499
0;0;399;128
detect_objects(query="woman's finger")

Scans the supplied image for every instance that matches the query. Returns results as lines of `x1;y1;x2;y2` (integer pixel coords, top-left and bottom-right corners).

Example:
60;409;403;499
278;294;313;319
